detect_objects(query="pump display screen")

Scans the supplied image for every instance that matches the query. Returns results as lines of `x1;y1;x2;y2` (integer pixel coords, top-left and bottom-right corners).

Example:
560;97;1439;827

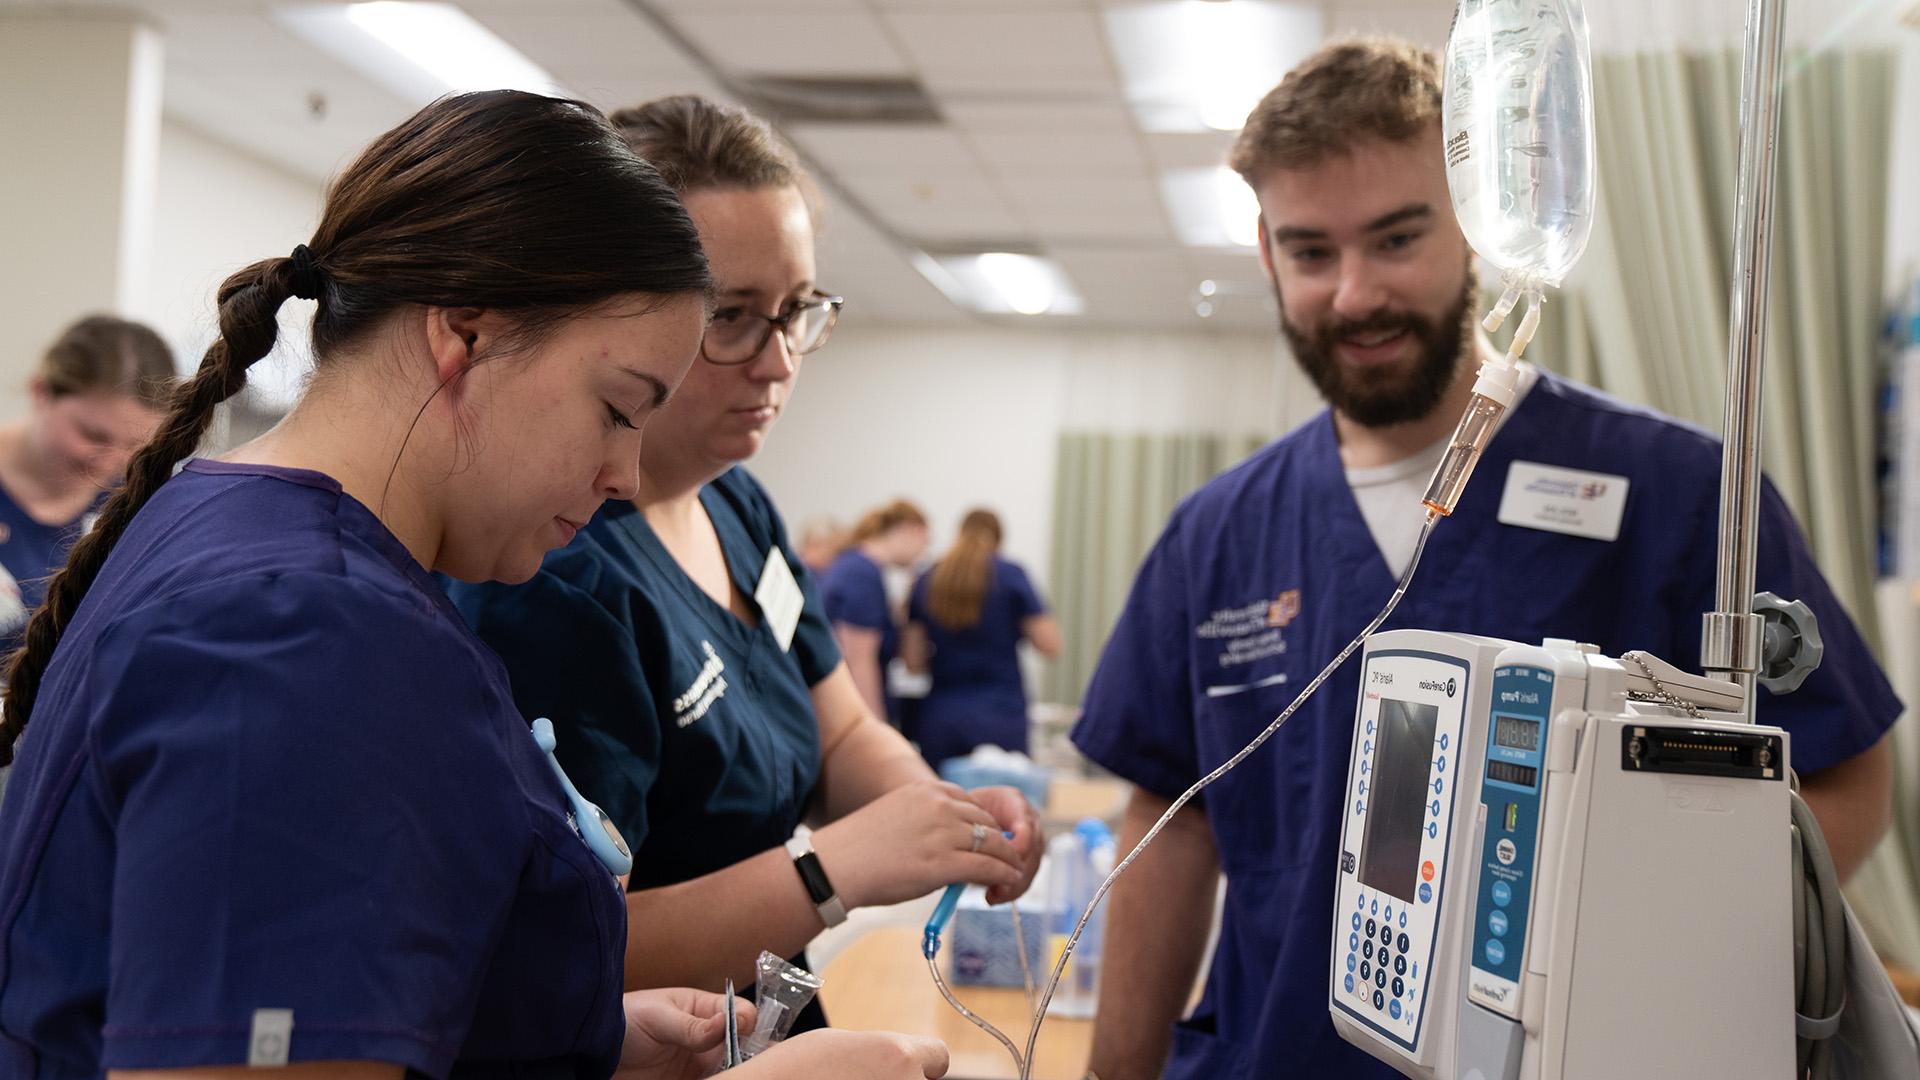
1358;698;1440;903
1493;715;1540;751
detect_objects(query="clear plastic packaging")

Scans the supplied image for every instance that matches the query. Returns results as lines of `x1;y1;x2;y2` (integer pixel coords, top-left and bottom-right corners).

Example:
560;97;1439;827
739;951;823;1059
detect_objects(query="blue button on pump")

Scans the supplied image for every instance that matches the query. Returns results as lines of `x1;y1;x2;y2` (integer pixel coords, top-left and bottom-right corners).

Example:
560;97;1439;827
1353;913;1362;930
1492;880;1513;907
1437;757;1446;773
1434;777;1445;794
1348;953;1357;972
1350;932;1360;951
1489;910;1509;937
1372;899;1379;916
1399;911;1408;929
1485;939;1506;965
1440;734;1450;750
1390;999;1403;1020
1346;974;1356;994
1419;882;1433;903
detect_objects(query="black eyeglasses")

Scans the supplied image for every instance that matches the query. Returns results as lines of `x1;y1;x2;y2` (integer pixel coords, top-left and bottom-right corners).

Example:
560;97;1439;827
701;291;844;365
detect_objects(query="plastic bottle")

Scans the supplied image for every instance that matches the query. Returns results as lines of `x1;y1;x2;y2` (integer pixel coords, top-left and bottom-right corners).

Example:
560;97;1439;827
1047;818;1115;1018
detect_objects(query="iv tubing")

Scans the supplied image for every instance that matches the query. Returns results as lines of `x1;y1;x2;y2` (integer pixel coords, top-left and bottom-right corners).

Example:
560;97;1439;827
1014;509;1443;1079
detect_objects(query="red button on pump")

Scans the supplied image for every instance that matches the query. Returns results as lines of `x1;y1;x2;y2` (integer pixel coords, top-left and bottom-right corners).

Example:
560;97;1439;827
1420;860;1435;882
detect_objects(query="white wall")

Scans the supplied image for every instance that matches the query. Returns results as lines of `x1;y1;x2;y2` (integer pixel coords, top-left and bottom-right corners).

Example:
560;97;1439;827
139;119;323;405
749;322;1322;594
1890;35;1920;293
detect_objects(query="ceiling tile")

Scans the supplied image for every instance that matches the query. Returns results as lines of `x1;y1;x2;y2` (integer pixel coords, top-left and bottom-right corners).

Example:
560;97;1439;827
568;74;731;116
470;11;700;83
967;131;1147;179
850;174;1027;244
1144;130;1238;172
944;100;1135;136
787;123;978;177
884;11;1118;94
649;0;864;10
669;11;912;77
1324;2;1454;48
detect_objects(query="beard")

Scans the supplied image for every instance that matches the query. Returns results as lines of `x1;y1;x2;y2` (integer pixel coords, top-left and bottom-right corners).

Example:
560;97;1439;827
1278;267;1476;428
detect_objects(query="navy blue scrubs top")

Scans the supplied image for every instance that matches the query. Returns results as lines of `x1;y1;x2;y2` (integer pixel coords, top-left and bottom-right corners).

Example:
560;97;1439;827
0;461;629;1080
446;465;840;897
1072;374;1902;1080
908;556;1046;765
0;483;100;656
820;548;899;721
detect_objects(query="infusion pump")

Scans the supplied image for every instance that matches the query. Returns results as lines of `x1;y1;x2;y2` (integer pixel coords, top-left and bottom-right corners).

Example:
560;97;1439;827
1331;630;1794;1080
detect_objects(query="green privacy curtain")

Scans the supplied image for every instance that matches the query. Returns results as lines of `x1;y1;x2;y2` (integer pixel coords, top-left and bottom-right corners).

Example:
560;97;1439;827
1045;431;1266;705
1475;46;1917;967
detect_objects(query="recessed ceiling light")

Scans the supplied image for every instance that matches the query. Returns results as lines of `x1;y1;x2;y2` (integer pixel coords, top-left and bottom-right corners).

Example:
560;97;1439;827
277;3;562;105
1104;1;1323;134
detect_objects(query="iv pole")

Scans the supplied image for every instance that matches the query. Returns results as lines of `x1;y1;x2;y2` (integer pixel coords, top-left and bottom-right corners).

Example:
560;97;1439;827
1700;0;1795;717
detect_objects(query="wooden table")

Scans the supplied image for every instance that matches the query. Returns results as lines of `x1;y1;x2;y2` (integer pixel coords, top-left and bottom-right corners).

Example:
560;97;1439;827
821;926;1092;1080
1042;776;1128;830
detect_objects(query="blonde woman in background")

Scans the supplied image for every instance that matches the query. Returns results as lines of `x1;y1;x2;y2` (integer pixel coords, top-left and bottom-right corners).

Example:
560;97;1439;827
0;315;171;653
902;509;1059;768
819;498;929;723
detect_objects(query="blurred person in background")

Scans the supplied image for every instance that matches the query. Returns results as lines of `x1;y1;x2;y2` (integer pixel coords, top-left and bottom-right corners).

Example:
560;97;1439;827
796;514;847;577
0;315;171;655
903;508;1059;768
820;498;928;724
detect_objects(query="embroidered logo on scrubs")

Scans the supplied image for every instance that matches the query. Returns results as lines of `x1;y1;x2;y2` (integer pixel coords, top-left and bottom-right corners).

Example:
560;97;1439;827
1266;589;1301;628
671;640;729;728
1196;597;1292;668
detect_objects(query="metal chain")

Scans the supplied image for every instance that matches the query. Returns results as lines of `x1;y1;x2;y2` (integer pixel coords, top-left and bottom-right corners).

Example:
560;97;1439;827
1621;651;1704;720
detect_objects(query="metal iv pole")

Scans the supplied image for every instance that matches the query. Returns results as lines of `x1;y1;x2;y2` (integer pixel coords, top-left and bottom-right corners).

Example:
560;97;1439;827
1700;0;1803;717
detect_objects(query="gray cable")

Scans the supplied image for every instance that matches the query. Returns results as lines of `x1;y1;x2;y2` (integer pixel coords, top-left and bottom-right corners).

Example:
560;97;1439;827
1790;779;1848;1078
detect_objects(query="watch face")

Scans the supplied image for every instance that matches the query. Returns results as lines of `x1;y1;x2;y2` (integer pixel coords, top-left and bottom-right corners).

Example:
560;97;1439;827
595;809;630;859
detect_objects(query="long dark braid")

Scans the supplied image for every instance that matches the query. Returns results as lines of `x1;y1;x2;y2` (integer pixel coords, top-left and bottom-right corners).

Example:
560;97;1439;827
0;259;295;762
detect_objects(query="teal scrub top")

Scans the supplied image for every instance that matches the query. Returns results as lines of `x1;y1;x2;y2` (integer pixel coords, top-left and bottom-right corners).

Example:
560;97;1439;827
445;467;841;892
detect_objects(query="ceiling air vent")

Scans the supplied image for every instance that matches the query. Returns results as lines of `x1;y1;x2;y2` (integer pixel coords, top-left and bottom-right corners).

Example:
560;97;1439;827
736;76;942;124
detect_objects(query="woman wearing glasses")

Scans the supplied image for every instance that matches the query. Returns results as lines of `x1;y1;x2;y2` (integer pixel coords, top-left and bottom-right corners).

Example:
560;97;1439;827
446;96;1042;1026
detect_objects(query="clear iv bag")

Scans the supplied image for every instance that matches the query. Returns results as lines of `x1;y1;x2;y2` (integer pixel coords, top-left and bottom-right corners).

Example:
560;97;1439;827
1444;0;1596;295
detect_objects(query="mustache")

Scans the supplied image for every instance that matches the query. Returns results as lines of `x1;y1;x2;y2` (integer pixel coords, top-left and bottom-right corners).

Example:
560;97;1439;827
1317;310;1430;345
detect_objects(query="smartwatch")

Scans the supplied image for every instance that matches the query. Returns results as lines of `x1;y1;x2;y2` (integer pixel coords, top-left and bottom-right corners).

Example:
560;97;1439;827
785;833;847;927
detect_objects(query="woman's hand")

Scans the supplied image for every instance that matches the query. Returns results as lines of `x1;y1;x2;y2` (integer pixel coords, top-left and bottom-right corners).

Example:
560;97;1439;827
612;987;752;1080
964;785;1043;904
813;779;1025;909
736;1029;949;1079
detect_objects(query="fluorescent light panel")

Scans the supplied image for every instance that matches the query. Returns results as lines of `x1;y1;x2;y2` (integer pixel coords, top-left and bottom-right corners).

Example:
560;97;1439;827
276;3;562;105
1162;166;1261;249
1105;1;1323;133
926;253;1086;317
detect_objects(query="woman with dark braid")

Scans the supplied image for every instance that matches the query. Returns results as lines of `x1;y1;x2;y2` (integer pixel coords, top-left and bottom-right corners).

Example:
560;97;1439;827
0;93;947;1080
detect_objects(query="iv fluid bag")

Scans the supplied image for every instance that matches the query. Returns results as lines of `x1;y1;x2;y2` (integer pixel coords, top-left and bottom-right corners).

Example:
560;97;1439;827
1443;0;1596;287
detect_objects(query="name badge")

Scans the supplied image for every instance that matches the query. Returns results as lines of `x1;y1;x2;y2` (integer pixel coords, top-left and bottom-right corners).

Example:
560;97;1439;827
754;546;804;653
1497;462;1629;542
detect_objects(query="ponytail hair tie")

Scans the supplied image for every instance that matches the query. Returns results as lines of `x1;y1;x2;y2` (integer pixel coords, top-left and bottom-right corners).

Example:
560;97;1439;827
288;244;324;301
